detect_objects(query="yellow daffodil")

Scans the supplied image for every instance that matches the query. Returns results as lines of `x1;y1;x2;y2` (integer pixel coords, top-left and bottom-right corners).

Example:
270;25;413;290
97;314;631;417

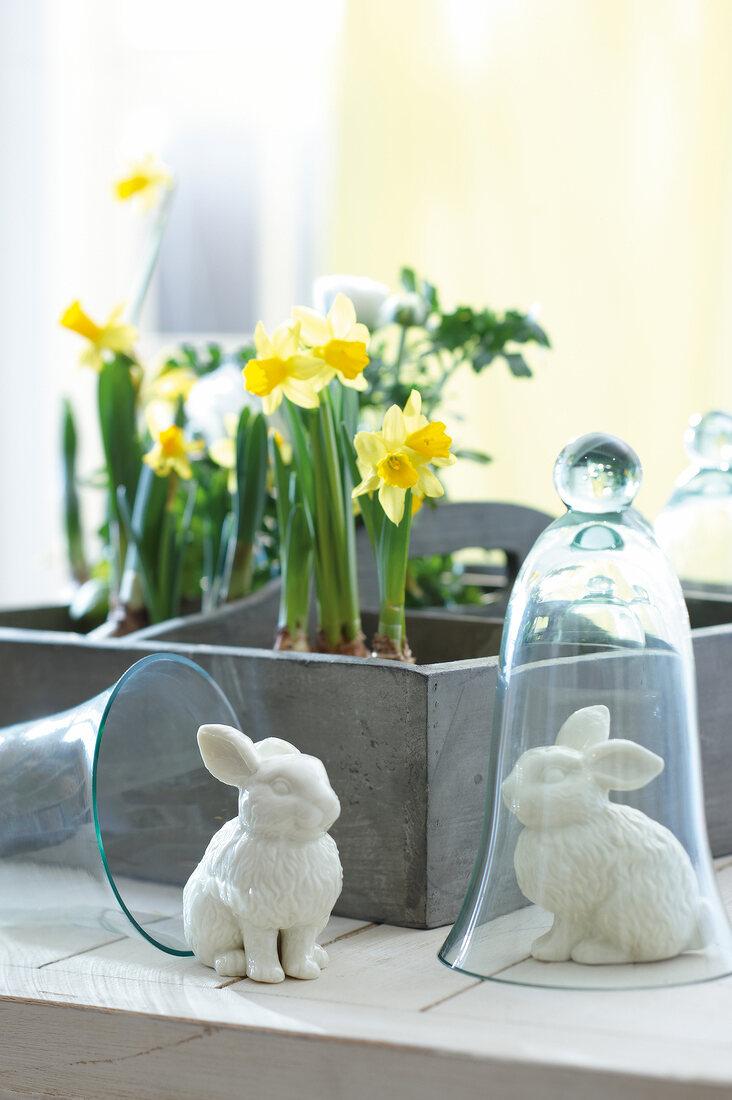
400;389;457;468
60;301;137;372
292;293;370;391
243;321;324;415
209;414;240;492
352;390;455;525
114;154;174;210
152;366;197;403
143;425;199;480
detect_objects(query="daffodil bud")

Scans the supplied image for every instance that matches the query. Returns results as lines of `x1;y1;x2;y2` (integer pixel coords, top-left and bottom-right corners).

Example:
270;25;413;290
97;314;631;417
377;292;429;329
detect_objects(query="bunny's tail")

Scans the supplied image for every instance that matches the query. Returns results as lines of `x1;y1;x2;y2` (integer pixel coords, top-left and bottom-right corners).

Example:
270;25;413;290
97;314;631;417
687;897;714;951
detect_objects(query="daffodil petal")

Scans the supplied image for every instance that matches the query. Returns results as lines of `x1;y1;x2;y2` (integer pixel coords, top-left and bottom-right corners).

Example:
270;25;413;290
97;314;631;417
328;293;357;338
146;399;175;437
209;437;236;469
254;321;273;359
290;353;328;380
346;322;371;345
103;323;138;352
292;306;332;347
312;365;336;390
416;466;445;498
382;405;407;452
263;390;283;415
403;389;422;421
379;482;407;525
274;322;301;360
340;372;368;391
354;430;387;467
173;455;194;480
352;473;381;497
431;453;458;467
79;345;103;371
282;377;321;409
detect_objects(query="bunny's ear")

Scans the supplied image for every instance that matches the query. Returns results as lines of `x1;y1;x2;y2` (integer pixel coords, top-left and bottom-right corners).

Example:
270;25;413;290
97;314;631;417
256;737;301;761
555;705;610;751
197;724;259;787
587;739;664;791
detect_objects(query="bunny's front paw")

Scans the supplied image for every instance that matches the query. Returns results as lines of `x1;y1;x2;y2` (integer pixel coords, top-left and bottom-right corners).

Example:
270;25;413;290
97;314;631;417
571;939;632;965
531;917;576;962
246;958;285;983
313;944;329;969
284;956;321;980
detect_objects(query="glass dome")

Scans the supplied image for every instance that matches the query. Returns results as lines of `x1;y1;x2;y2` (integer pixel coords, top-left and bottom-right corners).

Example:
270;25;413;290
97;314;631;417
440;433;732;989
655;411;732;591
0;653;239;954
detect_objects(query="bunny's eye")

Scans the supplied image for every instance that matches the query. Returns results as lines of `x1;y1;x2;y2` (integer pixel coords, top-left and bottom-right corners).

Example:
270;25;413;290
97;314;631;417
543;766;566;784
271;778;292;796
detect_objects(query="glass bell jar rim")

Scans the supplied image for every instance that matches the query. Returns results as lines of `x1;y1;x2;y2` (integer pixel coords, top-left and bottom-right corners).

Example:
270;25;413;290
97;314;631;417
92;652;233;956
440;433;732;991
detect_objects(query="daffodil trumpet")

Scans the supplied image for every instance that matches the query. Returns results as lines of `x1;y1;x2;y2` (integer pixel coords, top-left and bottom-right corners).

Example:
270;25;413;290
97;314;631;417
349;389;457;661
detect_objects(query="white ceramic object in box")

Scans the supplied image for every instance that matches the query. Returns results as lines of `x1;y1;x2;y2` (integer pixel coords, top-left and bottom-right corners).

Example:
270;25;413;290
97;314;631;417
502;704;705;964
184;724;342;982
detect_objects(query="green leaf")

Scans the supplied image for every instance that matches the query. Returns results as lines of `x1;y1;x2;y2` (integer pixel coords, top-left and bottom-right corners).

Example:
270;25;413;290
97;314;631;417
399;266;417;293
61;398;87;583
98;355;142;516
235;410;268;544
504;352;533;378
452;447;493;464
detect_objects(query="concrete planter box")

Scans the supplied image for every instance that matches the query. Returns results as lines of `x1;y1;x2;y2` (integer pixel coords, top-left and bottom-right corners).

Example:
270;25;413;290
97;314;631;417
2;503;731;929
1;603;732;929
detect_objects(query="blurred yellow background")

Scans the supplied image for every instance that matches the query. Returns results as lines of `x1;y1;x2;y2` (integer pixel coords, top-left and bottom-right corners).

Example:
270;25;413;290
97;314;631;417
2;0;732;602
329;0;732;516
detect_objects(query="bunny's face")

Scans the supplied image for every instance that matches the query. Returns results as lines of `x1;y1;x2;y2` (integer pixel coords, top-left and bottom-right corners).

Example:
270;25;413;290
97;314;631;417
500;705;665;831
241;754;341;838
196;725;341;841
501;745;603;828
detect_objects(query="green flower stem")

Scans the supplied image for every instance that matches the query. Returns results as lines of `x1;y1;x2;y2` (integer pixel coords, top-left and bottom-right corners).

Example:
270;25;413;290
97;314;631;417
393;325;408;385
283;502;312;643
319;390;362;642
227;540;254;601
377;491;412;649
311;409;347;648
127;185;176;327
156;472;179;621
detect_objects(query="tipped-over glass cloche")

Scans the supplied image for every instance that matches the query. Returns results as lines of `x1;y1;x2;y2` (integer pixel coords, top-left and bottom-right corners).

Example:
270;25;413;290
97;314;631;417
655;411;732;592
440;433;732;990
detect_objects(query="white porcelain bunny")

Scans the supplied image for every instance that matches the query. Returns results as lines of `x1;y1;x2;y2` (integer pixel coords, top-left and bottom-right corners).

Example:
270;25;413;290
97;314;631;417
183;724;342;983
501;704;707;964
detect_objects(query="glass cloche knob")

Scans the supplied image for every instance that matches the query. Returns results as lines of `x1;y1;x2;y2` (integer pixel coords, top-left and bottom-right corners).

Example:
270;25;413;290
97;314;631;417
683;411;732;469
554;432;642;514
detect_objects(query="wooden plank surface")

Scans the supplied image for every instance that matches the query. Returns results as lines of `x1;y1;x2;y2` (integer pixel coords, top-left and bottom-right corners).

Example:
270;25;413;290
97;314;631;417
3;870;732;1099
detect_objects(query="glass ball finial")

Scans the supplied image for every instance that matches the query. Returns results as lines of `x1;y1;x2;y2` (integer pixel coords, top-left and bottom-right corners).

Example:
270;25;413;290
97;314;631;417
554;432;642;514
683;411;732;469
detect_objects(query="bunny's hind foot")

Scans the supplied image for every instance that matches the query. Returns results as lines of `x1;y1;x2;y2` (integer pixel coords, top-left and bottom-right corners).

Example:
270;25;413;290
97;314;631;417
214;949;248;977
571;939;632;965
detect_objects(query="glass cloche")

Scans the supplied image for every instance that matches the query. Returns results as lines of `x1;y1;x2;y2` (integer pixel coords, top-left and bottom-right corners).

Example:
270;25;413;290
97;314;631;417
440;433;732;990
655;411;732;591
